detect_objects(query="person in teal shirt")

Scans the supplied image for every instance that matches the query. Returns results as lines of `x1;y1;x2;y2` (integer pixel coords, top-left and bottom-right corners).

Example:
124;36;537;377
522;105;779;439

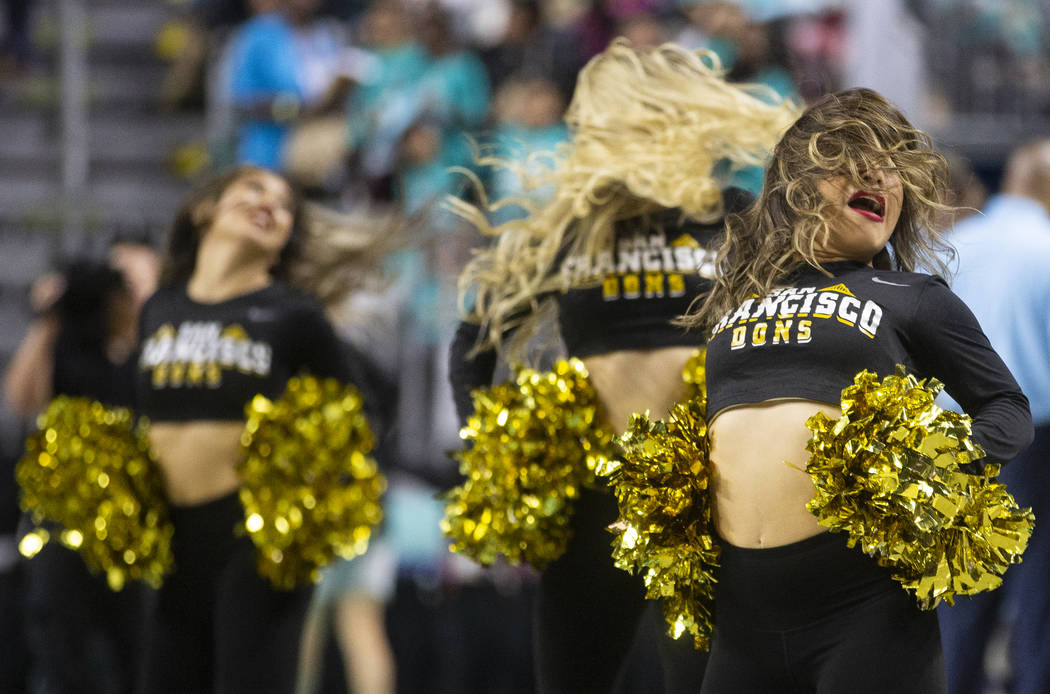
226;0;348;171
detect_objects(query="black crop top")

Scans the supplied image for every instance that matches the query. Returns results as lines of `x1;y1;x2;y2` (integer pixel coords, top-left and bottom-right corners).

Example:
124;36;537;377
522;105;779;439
136;282;350;423
705;261;1033;464
448;188;753;424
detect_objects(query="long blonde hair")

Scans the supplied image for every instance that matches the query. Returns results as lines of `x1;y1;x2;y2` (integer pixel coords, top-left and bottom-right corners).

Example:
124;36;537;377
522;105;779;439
682;88;953;331
449;39;800;360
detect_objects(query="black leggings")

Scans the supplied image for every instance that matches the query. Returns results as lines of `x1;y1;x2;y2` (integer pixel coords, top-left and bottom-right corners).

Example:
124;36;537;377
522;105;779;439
534;489;707;694
700;532;946;694
24;537;143;694
137;492;312;694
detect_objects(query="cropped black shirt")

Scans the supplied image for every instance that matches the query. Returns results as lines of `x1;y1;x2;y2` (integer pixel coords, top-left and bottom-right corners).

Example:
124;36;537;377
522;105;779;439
136;282;350;423
449;189;753;424
705;261;1033;464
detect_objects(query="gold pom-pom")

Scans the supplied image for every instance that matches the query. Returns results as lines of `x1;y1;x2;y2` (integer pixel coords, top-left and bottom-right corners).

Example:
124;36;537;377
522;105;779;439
441;358;617;567
16;397;173;590
680;348;706;410
599;395;717;650
239;375;386;590
806;366;1034;609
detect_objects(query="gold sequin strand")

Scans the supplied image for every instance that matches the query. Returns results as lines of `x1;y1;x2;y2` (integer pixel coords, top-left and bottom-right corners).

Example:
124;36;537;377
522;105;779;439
680;348;706;410
805;367;1034;609
239;375;385;590
599;395;717;650
441;358;617;568
15;396;173;590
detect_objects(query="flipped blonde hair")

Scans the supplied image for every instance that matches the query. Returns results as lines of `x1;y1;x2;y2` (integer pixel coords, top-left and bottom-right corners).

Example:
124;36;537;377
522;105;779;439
450;39;800;359
683;88;954;331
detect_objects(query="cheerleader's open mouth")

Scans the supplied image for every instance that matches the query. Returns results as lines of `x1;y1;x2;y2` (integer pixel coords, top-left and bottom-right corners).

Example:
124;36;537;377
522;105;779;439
847;191;886;222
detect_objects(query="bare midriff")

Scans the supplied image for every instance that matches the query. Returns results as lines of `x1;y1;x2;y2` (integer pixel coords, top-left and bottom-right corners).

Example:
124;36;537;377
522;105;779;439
149;421;246;506
708;399;842;548
583;345;698;436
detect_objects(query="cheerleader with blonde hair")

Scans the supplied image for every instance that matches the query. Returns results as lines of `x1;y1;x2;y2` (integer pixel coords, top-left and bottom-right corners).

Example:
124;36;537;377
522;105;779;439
446;40;798;693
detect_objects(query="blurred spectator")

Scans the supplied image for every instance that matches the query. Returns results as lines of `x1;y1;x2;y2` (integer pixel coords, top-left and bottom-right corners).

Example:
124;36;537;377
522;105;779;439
911;0;1050;117
934;150;988;230
415;3;490;135
347;1;430;197
844;0;929;128
938;139;1050;694
1;0;31;75
480;0;585;102
394;2;491;215
674;0;748;53
299;518;397;694
381;219;536;694
672;3;801;194
299;298;402;694
4;239;160;420
617;11;670;49
574;0;671;62
724;17;797;99
3;241;161;694
482;76;569;223
785;8;845;100
225;0;358;171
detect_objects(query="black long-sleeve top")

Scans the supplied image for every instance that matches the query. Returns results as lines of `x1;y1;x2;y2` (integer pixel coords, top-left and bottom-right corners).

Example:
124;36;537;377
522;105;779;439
136;282;352;423
449;189;754;425
705;261;1033;464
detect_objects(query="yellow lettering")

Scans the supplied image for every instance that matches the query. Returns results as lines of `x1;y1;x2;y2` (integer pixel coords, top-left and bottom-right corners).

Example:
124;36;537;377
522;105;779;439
169;362;186;387
206;363;222;387
731;325;747;349
152;364;168;388
752;323;768;346
602;275;620;300
668;274;685;297
644;272;665;298
773;320;793;344
623;274;641;299
797;320;812;343
187;362;205;386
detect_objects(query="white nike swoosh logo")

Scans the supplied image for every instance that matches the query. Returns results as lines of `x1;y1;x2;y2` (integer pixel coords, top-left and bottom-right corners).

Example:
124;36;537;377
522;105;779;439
871;277;909;287
248;307;277;321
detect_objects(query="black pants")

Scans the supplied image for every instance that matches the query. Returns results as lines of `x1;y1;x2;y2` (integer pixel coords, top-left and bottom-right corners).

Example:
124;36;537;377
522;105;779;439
939;424;1050;694
24;536;144;694
137;492;312;694
534;489;707;694
701;531;946;694
0;561;28;694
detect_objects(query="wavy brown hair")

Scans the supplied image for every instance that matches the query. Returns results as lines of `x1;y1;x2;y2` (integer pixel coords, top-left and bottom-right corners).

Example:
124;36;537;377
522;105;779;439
163;165;400;307
450;40;800;359
682;88;953;331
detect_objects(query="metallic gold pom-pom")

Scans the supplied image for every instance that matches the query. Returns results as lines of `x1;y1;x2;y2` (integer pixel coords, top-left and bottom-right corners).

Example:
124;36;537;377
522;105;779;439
239;375;386;590
598;395;717;650
680;348;706;411
806;366;1034;609
441;358;618;568
16;396;173;591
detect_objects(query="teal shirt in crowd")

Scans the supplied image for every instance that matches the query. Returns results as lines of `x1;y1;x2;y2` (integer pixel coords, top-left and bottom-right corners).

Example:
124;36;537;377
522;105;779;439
227;13;303;170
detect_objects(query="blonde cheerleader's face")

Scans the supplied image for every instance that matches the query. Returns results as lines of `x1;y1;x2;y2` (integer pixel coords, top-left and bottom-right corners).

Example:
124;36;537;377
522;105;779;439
204;170;296;263
814;164;904;265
